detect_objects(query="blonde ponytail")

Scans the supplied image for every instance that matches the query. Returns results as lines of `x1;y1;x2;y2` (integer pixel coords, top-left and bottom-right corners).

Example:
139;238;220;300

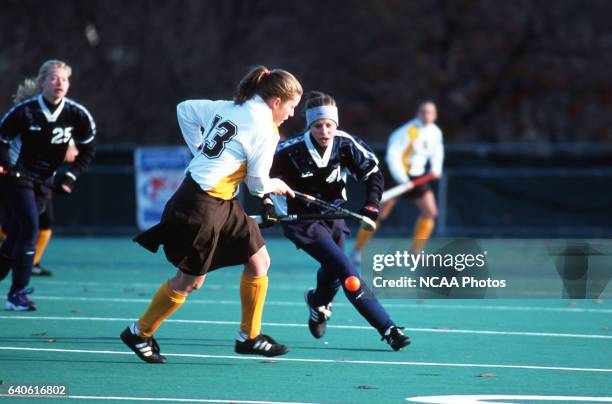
13;78;40;104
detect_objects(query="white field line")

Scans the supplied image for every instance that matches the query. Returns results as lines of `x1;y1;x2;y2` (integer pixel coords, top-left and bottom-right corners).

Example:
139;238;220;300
0;346;610;373
34;280;307;291
405;395;612;403
0;394;320;404
0;315;611;340
29;295;612;314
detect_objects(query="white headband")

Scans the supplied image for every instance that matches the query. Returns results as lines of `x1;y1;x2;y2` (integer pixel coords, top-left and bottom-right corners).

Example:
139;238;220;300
305;105;339;127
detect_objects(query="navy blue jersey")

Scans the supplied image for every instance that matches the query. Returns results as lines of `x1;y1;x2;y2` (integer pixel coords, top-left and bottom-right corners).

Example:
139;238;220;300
0;95;96;181
271;130;383;214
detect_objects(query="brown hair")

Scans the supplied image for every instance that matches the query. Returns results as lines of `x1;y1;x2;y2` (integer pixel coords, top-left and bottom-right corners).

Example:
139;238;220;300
234;65;302;105
13;59;72;104
303;91;338;129
304;91;336;111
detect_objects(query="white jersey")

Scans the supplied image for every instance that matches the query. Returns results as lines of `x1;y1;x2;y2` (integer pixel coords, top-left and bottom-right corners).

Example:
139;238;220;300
385;117;444;183
176;95;284;200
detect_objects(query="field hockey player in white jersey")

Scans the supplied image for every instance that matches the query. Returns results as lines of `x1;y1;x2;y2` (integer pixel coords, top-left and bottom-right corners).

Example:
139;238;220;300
120;65;302;363
351;101;444;264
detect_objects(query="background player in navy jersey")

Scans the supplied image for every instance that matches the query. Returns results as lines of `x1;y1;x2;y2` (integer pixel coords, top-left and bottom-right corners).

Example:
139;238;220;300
268;91;410;350
0;60;96;310
0;80;81;276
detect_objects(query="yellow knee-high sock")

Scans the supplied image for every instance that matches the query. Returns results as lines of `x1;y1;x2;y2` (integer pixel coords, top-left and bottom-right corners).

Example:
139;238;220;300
353;220;380;250
137;281;187;337
34;229;52;265
240;274;269;339
411;217;435;253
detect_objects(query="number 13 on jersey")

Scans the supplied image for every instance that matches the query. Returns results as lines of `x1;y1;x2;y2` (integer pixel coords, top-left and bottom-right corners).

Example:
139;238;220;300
202;115;238;159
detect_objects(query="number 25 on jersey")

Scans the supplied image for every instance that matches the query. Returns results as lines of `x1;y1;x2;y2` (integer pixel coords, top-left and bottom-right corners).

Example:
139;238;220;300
51;127;73;144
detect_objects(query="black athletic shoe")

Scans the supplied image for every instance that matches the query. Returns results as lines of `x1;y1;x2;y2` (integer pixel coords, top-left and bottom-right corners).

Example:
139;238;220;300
382;326;411;351
235;334;289;357
120;326;166;364
32;264;52;276
305;289;332;339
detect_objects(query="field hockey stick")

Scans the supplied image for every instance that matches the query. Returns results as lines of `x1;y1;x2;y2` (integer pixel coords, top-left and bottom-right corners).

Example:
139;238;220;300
0;167;45;184
380;173;435;203
251;212;352;225
293;191;377;231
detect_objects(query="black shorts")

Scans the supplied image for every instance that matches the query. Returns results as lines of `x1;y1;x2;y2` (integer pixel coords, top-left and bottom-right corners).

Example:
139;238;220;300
382;165;432;200
134;174;265;276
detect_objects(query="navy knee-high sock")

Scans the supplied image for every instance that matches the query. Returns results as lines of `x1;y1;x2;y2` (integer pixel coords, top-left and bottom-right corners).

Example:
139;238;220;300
342;281;394;336
310;267;341;306
5;179;39;293
10;245;35;292
302;237;395;336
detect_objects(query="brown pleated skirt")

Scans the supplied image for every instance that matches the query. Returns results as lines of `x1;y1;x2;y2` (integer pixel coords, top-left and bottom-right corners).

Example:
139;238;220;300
134;174;264;276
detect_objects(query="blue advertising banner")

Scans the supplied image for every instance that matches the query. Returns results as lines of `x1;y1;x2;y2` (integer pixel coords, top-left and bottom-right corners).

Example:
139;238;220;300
134;147;192;231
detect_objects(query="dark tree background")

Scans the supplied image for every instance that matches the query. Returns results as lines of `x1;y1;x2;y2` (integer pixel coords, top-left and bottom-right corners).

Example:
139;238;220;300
1;0;611;145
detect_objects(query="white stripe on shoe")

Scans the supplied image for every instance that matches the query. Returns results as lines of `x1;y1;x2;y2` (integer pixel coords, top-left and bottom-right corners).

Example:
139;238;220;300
252;340;272;352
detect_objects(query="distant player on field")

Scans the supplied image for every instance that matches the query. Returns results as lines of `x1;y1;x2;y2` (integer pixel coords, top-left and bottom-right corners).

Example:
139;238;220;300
0;79;81;276
0;60;96;310
351;101;444;264
268;91;410;350
120;66;302;363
